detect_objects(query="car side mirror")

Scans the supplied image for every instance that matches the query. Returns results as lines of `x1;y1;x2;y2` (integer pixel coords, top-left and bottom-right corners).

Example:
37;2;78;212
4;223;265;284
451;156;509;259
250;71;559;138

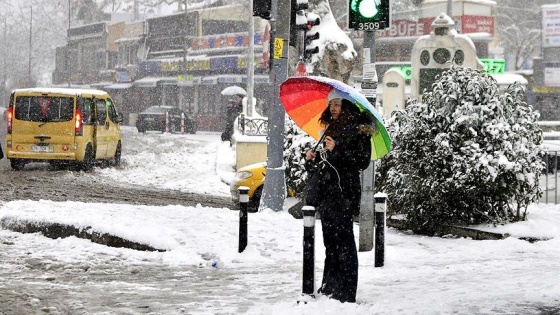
116;113;124;124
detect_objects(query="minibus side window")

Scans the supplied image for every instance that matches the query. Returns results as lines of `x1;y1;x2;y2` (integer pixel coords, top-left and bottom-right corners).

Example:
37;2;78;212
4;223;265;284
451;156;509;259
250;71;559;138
96;99;107;125
78;98;94;124
106;99;118;122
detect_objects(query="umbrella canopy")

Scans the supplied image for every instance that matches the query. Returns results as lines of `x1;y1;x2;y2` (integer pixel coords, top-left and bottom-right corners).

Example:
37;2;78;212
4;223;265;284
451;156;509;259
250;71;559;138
280;76;391;160
220;86;247;96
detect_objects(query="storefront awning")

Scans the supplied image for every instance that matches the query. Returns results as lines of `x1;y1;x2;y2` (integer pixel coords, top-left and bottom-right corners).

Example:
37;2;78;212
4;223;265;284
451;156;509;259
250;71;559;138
90;81;113;89
133;77;162;88
177;76;201;87
159;77;178;85
104;83;133;90
200;74;270;85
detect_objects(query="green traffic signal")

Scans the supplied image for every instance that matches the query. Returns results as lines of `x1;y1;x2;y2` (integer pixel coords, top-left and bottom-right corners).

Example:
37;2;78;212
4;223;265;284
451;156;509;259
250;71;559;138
349;0;390;31
352;0;379;18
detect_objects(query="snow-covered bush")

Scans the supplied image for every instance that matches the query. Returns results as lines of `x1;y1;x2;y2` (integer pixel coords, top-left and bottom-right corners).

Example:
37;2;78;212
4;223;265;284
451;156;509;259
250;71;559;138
376;67;544;234
284;117;314;197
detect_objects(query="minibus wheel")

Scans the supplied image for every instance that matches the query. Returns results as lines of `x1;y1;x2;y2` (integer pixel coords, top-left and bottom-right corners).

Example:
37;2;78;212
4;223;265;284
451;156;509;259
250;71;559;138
10;159;25;171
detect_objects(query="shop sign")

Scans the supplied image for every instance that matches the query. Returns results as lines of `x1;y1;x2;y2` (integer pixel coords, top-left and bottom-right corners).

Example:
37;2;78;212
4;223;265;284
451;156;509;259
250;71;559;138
480;58;505;75
377;16;494;38
461;16;494;36
543;5;560;48
161;60;181;72
186;59;211;71
545;68;560;87
534;86;560;94
389;65;412;81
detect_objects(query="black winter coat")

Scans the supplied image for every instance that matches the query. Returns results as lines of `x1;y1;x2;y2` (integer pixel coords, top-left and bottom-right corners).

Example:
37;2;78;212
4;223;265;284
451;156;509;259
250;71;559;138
305;120;372;213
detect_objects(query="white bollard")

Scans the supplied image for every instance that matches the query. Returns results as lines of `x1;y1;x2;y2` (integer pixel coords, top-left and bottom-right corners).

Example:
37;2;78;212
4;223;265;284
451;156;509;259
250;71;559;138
181;112;185;135
299;206;316;301
165;112;170;133
374;192;388;267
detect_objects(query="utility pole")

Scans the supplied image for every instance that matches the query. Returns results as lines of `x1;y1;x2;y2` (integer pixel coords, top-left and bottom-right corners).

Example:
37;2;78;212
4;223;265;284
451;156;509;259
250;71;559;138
247;0;255;117
2;18;6;101
260;0;290;212
28;5;32;87
359;30;377;252
67;0;71;87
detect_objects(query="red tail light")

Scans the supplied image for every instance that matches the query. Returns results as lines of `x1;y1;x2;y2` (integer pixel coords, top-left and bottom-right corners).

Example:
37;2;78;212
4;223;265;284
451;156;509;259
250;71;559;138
7;106;13;134
156;115;166;122
75;108;83;136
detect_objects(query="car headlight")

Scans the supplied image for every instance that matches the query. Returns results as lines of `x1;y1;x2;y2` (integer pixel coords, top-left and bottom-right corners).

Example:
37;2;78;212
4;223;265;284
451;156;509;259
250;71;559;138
234;171;253;181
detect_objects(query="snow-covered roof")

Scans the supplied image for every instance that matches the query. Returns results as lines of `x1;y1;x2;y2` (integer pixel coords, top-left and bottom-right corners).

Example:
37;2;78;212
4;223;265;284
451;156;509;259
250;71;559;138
491;73;528;86
13;87;108;96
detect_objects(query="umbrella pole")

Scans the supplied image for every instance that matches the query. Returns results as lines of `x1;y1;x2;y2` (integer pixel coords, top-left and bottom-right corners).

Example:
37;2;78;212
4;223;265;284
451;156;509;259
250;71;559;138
312;132;327;152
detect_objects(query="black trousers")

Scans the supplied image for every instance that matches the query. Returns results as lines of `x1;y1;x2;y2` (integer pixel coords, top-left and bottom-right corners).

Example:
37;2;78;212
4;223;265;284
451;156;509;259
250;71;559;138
319;198;358;303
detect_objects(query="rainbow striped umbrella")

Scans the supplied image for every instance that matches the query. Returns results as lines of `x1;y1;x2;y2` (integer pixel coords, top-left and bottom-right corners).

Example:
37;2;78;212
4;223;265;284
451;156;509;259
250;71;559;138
280;76;391;160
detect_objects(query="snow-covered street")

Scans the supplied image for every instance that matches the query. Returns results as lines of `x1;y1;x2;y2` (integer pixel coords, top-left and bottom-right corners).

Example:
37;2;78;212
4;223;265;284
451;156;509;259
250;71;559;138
1;127;560;314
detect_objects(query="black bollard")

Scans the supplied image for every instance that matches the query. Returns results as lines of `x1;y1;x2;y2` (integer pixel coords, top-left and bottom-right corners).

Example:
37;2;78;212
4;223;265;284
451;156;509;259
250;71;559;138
374;193;387;267
300;206;316;300
238;186;249;253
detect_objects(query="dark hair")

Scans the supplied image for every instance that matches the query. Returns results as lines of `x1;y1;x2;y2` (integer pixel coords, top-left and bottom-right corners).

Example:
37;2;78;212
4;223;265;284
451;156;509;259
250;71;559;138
319;98;361;128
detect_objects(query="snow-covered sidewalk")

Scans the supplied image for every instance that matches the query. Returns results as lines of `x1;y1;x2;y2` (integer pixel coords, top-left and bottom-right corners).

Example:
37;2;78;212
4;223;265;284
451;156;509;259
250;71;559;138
1;129;560;314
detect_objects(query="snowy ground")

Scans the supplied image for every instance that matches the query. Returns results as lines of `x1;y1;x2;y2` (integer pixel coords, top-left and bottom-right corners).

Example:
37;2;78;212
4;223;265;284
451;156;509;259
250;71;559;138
1;127;560;314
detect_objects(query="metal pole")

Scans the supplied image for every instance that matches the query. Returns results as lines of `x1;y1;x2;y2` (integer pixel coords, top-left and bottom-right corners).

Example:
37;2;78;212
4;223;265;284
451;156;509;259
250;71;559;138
374;193;387;268
359;160;374;252
359;30;377;251
67;0;71;87
299;206;316;302
28;5;32;86
238;186;249;253
447;0;452;17
2;18;6;101
247;0;255;117
260;0;289;212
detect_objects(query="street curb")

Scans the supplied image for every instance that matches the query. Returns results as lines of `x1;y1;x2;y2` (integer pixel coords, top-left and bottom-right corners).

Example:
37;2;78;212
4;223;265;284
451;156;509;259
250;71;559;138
0;216;166;252
387;218;510;240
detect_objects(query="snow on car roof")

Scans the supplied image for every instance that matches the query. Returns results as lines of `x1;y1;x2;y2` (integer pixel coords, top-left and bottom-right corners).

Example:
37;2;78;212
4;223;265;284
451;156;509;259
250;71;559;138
12;87;109;96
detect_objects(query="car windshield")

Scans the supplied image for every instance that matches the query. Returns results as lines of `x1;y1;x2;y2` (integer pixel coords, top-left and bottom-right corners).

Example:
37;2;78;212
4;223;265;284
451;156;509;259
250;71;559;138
141;106;174;114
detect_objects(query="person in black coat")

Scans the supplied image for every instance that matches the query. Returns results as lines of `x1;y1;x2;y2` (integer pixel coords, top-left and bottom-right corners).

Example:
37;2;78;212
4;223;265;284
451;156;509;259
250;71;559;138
304;90;373;303
222;94;244;142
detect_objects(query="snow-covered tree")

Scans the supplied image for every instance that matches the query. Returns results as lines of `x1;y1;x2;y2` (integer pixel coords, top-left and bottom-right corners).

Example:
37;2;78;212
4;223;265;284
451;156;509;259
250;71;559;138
303;0;358;83
283;117;314;197
376;67;545;235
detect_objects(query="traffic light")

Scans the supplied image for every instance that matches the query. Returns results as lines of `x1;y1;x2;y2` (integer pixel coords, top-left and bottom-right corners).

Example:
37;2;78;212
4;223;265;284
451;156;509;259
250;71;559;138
253;0;272;20
304;13;320;61
289;0;309;47
348;0;391;31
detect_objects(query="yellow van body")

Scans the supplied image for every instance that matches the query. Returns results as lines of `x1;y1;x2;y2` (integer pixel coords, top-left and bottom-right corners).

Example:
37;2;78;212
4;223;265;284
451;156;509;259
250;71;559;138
5;87;123;171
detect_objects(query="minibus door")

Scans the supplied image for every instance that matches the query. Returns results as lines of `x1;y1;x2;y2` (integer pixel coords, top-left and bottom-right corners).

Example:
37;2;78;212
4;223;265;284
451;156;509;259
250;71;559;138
94;99;109;158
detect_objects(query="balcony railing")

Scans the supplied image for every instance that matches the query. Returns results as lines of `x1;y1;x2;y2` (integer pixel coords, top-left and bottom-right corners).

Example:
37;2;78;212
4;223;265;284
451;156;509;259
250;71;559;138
237;114;268;136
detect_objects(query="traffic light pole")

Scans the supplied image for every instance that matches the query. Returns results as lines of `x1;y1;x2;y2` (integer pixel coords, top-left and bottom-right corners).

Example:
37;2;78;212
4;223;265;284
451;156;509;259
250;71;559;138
359;30;377;252
260;0;290;212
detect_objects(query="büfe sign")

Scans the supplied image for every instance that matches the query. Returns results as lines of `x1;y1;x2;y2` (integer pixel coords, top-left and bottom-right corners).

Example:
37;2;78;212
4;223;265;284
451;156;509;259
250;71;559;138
376;16;495;38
